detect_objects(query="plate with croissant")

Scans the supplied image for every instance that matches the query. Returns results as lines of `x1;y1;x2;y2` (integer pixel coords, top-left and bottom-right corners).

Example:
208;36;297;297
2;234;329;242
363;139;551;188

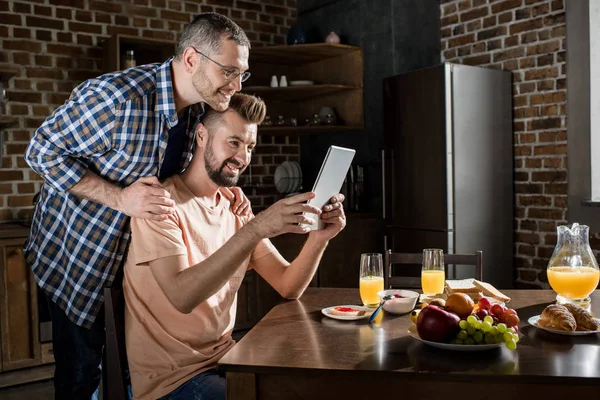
528;303;600;335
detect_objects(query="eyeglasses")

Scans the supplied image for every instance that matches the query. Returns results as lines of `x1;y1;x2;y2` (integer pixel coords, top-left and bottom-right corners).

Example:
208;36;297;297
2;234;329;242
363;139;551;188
191;47;251;83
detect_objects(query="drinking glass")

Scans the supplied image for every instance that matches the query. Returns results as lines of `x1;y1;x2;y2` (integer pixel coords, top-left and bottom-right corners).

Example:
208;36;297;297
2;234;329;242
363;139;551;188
421;249;445;295
359;253;384;307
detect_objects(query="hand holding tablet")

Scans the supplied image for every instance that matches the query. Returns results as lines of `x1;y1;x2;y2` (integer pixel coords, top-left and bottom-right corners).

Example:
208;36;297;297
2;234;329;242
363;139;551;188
303;145;356;230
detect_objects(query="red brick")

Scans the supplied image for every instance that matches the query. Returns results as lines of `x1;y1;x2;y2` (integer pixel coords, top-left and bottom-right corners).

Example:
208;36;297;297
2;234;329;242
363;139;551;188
528;118;561;130
539;129;566;141
542;157;563;168
47;44;84;57
57;32;73;43
532;170;566;182
12;2;31;13
530;91;565;104
492;0;523;14
441;14;459;26
526;40;560;56
527;208;563;220
237;1;262;11
504;35;519;47
460;6;489;22
4;40;42;52
516;232;541;245
442;3;457;16
515;145;532;156
534;144;567;155
0;171;24;181
545;183;567;195
90;0;123;13
6;92;41;103
26;16;64;30
56;8;72;19
525;158;542;168
160;9;191;22
510;18;544;35
0;12;22;25
493;47;525;62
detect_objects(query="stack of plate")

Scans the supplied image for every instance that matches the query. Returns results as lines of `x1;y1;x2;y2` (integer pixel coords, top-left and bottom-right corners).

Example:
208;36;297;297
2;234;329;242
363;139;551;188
274;161;302;194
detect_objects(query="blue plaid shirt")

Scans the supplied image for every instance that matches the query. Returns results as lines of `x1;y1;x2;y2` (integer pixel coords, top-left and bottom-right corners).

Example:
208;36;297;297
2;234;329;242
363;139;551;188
25;58;201;327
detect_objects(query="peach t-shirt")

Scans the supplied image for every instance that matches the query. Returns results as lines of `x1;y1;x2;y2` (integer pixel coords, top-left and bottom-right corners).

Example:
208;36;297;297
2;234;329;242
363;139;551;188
123;175;277;400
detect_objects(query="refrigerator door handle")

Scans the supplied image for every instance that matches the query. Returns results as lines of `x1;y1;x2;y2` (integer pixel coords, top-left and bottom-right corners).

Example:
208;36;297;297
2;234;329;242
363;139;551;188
381;149;386;219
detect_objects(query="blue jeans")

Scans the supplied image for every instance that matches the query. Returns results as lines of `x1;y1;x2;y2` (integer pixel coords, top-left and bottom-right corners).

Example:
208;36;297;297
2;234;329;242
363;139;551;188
47;294;105;400
158;369;226;400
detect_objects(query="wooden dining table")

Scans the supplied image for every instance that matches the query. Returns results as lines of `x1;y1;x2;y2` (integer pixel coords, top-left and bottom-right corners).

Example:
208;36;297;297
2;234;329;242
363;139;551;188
218;287;600;400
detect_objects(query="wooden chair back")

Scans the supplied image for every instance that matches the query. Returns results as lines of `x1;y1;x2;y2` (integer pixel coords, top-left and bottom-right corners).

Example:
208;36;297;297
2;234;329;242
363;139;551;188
103;274;129;400
384;250;483;289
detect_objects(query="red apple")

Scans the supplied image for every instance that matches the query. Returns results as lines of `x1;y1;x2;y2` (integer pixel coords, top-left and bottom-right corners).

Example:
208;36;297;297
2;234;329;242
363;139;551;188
416;305;460;343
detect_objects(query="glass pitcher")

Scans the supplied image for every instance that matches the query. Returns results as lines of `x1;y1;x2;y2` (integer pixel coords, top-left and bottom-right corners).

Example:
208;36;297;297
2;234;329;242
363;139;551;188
546;223;600;305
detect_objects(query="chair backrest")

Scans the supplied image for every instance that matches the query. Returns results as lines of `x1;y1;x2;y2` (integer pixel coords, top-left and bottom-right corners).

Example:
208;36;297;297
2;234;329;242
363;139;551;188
103;276;129;400
385;250;483;289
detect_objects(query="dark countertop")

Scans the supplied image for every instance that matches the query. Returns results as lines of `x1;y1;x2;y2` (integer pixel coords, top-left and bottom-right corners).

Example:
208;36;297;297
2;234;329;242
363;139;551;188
0;222;31;239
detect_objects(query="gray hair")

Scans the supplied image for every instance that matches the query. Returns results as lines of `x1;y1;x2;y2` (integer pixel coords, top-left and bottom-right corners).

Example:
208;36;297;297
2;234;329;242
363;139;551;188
176;12;250;59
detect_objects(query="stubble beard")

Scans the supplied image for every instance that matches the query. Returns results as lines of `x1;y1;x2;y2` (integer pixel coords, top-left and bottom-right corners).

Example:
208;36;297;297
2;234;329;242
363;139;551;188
204;135;245;187
193;68;230;112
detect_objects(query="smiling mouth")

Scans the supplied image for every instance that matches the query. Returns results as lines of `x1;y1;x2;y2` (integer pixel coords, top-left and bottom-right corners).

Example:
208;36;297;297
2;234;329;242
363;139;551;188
218;89;233;101
224;161;243;174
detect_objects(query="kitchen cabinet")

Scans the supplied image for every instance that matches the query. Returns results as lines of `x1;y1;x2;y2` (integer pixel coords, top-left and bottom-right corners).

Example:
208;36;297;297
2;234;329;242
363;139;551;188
0;224;54;388
242;43;364;135
102;34;175;73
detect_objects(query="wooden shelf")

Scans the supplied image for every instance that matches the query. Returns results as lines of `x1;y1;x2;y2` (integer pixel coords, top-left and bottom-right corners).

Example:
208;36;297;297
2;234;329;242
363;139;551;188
258;125;362;136
102;34;175;73
250;43;361;64
243;85;359;101
0;117;18;130
0;66;19;83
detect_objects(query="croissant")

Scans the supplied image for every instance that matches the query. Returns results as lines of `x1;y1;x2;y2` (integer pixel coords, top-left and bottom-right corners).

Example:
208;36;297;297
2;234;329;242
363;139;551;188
562;303;600;331
538;304;577;331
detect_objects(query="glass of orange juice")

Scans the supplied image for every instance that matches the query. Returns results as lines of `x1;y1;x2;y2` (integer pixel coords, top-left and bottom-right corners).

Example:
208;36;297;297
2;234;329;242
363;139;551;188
359;253;384;307
422;249;445;295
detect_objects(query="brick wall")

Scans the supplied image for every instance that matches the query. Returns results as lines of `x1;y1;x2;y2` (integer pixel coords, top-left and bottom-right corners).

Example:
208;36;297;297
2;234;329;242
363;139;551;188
440;0;567;288
0;0;297;222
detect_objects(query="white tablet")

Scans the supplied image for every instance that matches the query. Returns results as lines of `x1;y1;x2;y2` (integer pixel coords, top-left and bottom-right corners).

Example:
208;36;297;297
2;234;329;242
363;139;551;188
303;145;356;230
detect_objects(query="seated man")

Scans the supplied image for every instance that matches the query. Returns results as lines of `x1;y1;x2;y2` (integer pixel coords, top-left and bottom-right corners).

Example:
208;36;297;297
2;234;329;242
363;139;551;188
123;93;346;400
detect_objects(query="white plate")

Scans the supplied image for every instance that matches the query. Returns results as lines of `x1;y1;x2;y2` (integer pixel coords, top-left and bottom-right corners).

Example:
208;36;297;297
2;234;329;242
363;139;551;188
321;305;374;321
407;324;503;351
528;315;600;336
289;80;314;86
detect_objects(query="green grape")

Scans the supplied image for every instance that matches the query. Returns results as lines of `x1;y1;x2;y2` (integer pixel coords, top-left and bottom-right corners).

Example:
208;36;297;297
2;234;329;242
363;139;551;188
484;332;495;344
503;332;513;342
458;330;468;340
454;338;464;344
466;325;476;335
473;331;483;343
481;321;492;332
483;315;494;324
505;338;517;351
512;333;520;343
467;315;478;325
490;326;499;336
497;323;508;333
473;321;482;329
459;320;469;330
464;337;475;345
494;333;504;344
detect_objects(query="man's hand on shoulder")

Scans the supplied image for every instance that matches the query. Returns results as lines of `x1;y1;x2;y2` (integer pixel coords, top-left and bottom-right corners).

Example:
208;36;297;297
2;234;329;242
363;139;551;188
221;187;251;216
248;192;322;239
118;176;176;221
310;194;346;241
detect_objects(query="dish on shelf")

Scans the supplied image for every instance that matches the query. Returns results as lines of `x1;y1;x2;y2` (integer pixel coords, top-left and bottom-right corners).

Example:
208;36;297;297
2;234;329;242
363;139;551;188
289;80;314;86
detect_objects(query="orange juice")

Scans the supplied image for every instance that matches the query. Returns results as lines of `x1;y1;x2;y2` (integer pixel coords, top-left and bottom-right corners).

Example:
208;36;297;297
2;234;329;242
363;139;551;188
421;270;445;295
547;266;600;299
360;276;384;306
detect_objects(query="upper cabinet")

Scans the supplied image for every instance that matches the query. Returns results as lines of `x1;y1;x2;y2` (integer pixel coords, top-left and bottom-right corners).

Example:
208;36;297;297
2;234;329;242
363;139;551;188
102;34;175;73
242;43;364;135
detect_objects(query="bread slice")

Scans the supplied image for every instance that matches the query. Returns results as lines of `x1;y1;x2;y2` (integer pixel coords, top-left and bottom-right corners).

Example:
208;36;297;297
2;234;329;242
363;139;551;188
329;306;366;317
472;280;511;303
445;278;481;294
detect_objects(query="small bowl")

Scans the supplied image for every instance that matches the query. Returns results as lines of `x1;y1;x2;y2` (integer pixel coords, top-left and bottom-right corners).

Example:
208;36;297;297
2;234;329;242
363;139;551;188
377;289;419;315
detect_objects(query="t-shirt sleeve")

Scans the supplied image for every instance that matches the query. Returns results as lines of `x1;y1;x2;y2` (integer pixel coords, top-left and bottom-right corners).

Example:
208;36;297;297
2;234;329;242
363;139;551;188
130;213;187;265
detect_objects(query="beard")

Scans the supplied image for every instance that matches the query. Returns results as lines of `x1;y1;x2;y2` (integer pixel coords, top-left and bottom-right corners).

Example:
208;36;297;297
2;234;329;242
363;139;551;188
192;67;231;112
204;136;246;187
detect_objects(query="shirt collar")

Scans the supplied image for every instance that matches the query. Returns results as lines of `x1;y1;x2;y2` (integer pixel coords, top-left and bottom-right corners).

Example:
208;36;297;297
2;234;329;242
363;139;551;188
156;57;204;128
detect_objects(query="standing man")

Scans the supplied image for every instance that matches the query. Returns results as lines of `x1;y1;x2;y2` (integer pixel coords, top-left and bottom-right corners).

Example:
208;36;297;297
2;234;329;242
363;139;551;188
124;93;346;399
25;12;251;400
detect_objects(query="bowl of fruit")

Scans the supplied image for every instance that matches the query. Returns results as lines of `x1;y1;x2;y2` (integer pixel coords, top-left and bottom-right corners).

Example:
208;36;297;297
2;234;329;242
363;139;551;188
377;289;419;314
413;293;521;351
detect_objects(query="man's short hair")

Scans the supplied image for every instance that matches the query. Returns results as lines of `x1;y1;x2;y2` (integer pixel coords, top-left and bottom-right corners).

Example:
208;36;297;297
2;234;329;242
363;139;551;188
203;93;266;129
176;12;250;59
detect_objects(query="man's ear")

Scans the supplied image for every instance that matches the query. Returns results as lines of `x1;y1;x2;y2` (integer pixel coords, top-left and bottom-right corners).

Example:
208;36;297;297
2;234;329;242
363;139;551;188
196;123;207;142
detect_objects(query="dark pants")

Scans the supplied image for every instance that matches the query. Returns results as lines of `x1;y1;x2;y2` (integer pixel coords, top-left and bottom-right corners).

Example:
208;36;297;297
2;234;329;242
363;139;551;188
47;295;104;400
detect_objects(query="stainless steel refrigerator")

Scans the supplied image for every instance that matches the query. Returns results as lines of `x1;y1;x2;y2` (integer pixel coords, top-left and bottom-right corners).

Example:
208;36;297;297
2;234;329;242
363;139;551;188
382;63;514;288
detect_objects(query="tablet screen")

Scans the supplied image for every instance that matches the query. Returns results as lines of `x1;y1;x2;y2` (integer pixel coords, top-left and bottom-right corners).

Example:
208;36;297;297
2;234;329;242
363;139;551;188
304;145;356;230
